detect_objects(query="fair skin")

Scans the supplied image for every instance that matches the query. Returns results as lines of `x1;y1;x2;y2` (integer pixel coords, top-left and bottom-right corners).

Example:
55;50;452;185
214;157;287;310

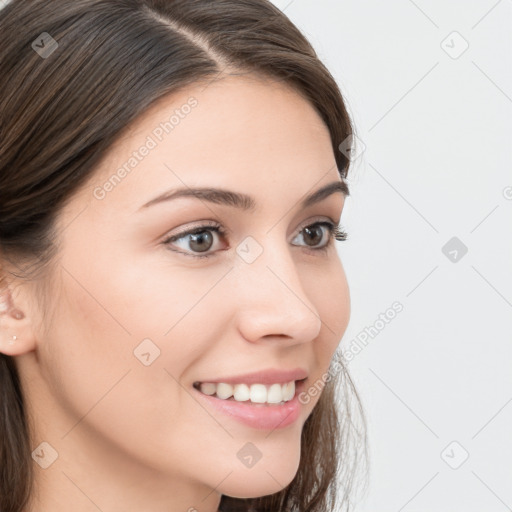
0;73;350;512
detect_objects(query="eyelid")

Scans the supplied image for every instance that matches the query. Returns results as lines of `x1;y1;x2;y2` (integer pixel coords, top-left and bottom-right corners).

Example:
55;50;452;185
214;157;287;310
292;215;340;237
285;215;342;249
161;215;344;258
162;216;338;242
162;219;226;241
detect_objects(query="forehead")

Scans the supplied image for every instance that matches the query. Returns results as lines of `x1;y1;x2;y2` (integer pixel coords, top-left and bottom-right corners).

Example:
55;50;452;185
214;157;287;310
82;73;339;214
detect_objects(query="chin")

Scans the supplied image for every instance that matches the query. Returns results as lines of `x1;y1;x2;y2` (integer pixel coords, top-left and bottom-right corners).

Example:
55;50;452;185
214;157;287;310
218;457;300;499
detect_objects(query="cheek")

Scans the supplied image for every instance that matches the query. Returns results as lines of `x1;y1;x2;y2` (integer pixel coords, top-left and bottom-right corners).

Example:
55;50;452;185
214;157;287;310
52;251;231;400
312;263;350;389
308;258;350;351
39;264;215;466
301;261;349;409
41;269;140;419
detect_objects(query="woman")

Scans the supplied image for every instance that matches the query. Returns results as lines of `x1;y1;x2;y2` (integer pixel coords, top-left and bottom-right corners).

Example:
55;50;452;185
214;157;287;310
0;0;367;510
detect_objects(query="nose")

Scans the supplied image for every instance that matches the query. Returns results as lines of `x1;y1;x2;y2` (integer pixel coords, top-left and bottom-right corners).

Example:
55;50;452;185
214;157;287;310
232;238;323;345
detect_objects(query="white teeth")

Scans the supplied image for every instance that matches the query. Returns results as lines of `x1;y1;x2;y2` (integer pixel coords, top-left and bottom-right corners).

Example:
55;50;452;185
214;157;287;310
216;383;233;400
198;380;296;404
267;383;283;403
233;383;250;401
282;381;295;401
250;384;267;403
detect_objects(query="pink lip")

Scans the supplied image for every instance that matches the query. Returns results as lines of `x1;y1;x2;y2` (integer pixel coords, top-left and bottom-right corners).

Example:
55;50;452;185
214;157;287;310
193;367;308;385
192;378;307;430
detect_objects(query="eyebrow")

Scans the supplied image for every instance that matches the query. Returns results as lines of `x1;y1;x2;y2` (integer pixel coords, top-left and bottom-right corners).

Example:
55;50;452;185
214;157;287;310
140;180;349;211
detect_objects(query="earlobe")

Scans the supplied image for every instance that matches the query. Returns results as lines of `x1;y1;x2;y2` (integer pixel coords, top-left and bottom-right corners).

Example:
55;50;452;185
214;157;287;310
5;334;17;346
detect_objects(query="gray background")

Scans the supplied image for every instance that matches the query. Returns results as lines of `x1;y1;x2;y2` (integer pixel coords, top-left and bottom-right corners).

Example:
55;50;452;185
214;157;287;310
269;0;512;510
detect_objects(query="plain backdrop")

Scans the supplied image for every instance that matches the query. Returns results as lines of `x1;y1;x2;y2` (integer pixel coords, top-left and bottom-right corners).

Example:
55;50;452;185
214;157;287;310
269;0;512;511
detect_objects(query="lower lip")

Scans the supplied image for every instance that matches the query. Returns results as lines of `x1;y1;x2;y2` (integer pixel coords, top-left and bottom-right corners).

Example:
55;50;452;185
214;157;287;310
192;379;306;430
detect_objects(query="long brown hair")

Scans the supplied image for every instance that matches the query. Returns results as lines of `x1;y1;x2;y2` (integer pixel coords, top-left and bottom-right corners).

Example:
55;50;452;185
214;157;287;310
0;0;367;510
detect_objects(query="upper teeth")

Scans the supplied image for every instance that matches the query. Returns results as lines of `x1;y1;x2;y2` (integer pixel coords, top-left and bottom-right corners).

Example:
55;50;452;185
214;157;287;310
198;381;296;404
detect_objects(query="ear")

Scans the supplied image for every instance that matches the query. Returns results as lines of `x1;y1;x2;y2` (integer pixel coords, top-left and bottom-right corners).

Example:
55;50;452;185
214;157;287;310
0;272;38;356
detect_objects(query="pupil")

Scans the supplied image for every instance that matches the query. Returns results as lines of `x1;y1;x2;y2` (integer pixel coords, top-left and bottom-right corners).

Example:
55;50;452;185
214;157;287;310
190;231;213;252
304;226;322;246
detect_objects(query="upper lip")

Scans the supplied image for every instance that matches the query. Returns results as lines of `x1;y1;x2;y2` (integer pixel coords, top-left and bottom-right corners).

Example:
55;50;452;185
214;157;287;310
194;368;308;386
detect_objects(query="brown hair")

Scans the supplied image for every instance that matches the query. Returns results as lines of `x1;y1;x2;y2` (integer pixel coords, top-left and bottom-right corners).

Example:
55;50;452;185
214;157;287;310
0;0;367;510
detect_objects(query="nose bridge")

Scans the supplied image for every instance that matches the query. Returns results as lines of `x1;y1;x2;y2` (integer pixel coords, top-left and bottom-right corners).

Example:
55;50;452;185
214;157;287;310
233;234;322;343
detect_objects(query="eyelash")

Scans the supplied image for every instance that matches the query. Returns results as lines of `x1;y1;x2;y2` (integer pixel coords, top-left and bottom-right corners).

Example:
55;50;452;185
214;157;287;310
162;220;348;259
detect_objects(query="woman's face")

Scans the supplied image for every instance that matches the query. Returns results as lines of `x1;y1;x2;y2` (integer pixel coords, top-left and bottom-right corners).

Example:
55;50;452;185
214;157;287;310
16;74;350;509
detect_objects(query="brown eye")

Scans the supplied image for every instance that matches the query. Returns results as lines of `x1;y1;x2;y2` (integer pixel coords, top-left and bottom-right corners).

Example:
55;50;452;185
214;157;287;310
163;224;227;258
163;220;347;260
292;222;333;249
302;225;324;246
187;230;214;252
